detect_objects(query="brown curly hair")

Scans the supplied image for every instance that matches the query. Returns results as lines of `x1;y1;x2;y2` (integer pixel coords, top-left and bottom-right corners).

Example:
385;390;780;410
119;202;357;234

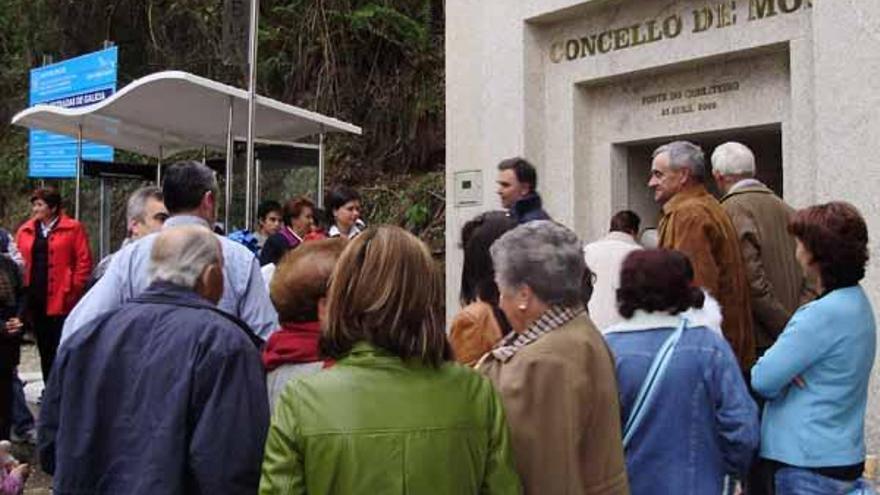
789;201;868;292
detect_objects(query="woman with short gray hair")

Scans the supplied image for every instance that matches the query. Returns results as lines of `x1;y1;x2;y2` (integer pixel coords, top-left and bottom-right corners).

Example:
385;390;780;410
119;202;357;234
477;220;629;495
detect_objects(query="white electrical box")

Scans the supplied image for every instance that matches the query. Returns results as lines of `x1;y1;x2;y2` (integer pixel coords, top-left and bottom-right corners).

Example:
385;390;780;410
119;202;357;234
454;170;483;207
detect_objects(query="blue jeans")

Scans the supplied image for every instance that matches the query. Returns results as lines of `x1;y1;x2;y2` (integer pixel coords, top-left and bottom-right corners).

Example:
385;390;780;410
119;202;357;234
10;372;34;434
775;466;858;495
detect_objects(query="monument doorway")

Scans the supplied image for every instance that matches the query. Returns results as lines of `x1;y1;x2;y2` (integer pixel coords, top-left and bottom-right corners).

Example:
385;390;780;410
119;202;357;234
620;124;782;235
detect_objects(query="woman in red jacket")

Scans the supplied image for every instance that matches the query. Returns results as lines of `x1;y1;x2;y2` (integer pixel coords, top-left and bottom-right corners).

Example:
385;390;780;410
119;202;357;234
15;188;92;381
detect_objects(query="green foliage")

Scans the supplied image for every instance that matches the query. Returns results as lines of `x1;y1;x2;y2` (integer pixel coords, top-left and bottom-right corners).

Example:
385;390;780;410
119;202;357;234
360;171;443;250
0;0;446;248
261;0;445;176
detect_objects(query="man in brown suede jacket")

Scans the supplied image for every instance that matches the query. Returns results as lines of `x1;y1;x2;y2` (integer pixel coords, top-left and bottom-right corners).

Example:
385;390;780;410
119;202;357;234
651;140;755;370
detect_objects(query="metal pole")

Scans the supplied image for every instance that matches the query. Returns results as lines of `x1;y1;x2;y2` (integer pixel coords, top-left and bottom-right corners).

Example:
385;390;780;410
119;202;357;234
244;0;260;231
318;130;325;208
156;146;163;185
255;158;261;210
202;145;207;165
224;96;235;232
75;124;83;219
99;179;107;258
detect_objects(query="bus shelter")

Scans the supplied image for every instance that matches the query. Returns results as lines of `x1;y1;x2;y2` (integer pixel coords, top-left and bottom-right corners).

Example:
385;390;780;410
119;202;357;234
12;70;361;255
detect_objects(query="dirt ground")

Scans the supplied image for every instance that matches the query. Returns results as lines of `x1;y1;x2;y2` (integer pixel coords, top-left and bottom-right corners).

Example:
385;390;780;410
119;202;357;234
16;342;51;494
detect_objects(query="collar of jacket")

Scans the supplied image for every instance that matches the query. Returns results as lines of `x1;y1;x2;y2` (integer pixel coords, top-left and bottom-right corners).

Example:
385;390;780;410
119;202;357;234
22;214;76;234
329;223;363;239
602;231;640;245
132;280;217;308
511;192;543;218
280;226;304;246
347;341;395;358
336;341;412;367
604;310;683;334
491;304;584;362
721;180;773;202
662;184;712;215
163;215;211;230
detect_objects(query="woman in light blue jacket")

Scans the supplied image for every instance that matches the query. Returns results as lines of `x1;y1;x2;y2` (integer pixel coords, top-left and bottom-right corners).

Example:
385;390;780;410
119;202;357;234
751;202;875;495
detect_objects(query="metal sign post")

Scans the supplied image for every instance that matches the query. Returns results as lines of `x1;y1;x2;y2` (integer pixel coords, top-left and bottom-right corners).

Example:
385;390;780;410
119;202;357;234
244;0;260;231
99;178;110;258
156;146;163;185
255;158;261;208
224;96;235;231
75;124;83;219
318;129;325;208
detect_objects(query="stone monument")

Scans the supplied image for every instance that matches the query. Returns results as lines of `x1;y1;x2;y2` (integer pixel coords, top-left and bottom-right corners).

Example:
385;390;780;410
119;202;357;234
447;0;880;450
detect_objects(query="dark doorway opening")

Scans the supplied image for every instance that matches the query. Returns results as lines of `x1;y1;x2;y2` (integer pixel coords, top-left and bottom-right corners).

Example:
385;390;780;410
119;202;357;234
622;124;782;234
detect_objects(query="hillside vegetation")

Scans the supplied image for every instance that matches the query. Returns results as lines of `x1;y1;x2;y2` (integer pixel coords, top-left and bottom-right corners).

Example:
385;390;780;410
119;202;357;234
0;0;445;250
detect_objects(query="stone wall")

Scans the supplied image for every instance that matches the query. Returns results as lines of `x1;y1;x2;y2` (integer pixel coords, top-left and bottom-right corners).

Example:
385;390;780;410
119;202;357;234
447;0;880;450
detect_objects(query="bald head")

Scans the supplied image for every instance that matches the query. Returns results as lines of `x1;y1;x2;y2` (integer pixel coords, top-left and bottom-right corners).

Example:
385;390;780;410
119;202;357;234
149;225;224;303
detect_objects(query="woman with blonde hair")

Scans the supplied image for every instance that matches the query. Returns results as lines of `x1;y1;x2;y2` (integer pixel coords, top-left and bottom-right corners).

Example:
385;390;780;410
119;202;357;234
260;225;520;494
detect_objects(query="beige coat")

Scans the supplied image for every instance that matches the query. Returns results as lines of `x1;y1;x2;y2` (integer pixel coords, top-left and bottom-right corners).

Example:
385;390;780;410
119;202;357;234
478;314;629;495
721;182;811;349
658;185;755;370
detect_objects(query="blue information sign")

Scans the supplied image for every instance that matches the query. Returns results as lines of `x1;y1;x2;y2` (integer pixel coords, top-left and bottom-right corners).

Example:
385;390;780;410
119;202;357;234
28;46;118;178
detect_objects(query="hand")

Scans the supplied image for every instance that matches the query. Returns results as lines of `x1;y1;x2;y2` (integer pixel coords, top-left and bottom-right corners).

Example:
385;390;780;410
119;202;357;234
792;375;806;389
11;463;29;480
4;318;22;335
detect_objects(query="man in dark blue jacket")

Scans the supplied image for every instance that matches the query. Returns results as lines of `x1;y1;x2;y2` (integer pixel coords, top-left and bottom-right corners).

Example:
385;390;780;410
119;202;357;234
496;157;551;224
38;225;269;494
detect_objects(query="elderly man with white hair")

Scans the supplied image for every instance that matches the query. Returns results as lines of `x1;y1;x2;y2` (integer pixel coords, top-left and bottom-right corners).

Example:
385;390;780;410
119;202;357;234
649;140;755;371
712;142;811;358
39;225;269;495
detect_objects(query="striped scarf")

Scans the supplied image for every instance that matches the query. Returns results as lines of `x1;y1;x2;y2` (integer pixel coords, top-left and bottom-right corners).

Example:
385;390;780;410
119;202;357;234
491;305;584;362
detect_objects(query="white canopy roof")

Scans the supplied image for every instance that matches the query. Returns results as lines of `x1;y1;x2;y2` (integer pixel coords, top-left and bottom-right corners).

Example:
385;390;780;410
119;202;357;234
11;70;362;158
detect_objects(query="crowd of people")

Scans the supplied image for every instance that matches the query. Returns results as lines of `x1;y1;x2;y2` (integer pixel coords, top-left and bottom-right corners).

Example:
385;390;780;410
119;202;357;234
0;139;871;494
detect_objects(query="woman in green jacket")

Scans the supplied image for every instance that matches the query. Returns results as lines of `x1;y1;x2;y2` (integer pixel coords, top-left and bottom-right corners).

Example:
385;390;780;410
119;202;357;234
260;225;521;494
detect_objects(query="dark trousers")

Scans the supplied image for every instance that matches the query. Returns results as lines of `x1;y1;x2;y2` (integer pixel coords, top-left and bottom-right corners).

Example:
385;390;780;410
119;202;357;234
0;366;13;440
33;312;65;383
746;346;775;495
11;371;33;434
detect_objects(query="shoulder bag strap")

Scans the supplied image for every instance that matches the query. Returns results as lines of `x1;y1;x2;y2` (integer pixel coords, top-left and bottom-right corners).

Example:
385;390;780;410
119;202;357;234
622;317;687;449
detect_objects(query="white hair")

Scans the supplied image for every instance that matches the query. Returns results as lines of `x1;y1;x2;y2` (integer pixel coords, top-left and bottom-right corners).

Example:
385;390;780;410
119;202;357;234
148;225;222;289
711;141;756;177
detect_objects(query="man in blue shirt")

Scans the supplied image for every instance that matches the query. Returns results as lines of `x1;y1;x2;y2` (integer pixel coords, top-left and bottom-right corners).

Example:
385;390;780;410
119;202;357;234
61;161;278;344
